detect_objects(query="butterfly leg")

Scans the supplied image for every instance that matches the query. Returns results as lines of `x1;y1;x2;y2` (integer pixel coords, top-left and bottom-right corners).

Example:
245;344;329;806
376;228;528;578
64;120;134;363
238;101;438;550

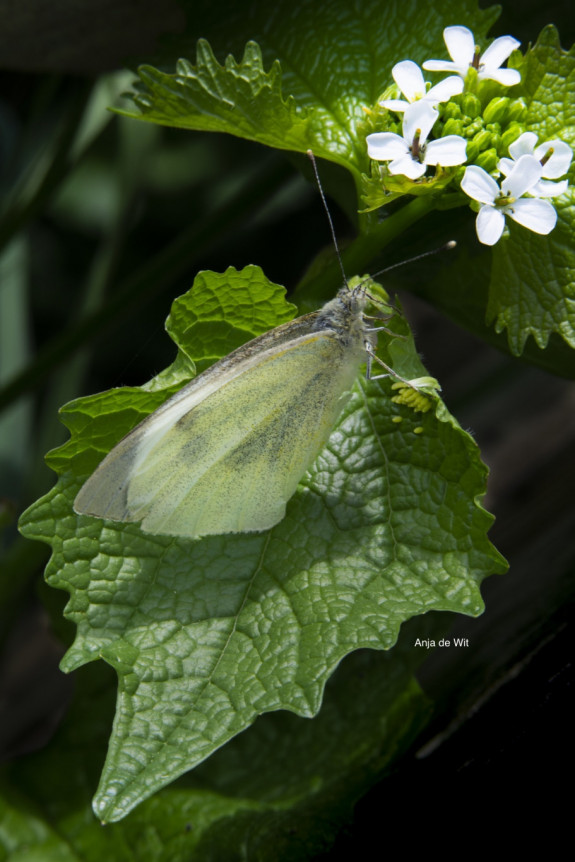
364;343;415;386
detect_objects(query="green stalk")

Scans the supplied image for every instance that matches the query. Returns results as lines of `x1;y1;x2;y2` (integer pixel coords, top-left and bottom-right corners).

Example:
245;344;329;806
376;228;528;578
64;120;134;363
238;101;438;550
294;195;438;305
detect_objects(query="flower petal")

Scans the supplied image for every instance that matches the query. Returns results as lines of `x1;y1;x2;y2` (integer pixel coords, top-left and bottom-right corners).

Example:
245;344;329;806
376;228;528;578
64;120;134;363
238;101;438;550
476;205;505;245
530;178;569;198
498;157;514;176
392;60;426;102
422;59;460;73
505;197;557;234
508;131;538;161
380;98;410;112
482;67;521;86
388;154;426;179
426;75;464;103
480;35;520;71
461;165;499;204
503;154;542;198
443;25;475;68
402;101;438;146
534;139;573;178
425;135;467;166
367;133;408;161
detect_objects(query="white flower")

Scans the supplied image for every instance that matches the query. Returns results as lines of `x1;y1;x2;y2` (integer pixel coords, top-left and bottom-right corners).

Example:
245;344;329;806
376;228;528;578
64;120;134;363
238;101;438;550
380;60;463;112
423;25;521;86
498;131;572;197
367;101;467;180
461;155;557;245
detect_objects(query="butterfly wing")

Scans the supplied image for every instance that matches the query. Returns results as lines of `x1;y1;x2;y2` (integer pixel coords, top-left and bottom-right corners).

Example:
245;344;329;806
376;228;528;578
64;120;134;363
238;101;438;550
74;325;364;538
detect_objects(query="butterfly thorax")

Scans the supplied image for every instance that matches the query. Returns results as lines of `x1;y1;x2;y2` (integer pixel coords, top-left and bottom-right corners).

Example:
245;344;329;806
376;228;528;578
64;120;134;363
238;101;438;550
313;288;372;358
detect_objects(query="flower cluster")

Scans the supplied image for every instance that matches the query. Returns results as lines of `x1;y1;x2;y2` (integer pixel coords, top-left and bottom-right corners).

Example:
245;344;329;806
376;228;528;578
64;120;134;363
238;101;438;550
461;133;572;245
366;25;573;245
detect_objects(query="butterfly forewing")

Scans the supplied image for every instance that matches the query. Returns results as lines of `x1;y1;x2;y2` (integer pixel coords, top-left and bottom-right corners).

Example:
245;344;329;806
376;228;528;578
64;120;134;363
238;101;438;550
74;312;368;538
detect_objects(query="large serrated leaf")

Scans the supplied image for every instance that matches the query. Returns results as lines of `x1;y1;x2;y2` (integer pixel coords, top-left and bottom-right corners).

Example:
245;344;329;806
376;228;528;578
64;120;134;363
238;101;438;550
401;222;575;380
488;191;575;352
127;40;314;157
486;26;575;353
120;0;499;180
19;265;505;821
0;642;431;860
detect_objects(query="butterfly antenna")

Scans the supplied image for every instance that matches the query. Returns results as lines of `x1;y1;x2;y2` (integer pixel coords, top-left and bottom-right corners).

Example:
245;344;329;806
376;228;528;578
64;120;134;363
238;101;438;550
370;241;457;281
307;150;349;289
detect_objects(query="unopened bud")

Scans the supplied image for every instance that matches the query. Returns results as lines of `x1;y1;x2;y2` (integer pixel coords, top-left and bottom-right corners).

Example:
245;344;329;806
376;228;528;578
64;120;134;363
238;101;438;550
443;117;465;137
442;101;462;120
506;98;527;123
483;97;510;125
461;93;482;119
465;118;484;138
464;66;479;90
475;148;499;172
472;129;493;150
501;123;524;151
490;132;502;152
465;139;480;162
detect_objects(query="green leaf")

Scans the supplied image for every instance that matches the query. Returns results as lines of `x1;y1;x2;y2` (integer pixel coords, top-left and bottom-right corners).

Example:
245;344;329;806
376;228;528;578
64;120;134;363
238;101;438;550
120;0;499;181
400;220;575;380
361;164;461;213
19;266;505;821
487;26;575;354
488;191;575;353
124;41;314;163
0;796;80;862
1;643;431;860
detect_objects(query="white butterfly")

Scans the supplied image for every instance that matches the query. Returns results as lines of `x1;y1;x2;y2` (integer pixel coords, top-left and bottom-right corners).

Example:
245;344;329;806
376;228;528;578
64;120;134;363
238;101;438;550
74;283;395;538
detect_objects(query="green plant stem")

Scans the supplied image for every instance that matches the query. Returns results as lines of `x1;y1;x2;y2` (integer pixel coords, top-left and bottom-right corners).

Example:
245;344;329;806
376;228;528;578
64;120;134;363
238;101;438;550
434;191;468;211
293;194;438;304
0;157;293;414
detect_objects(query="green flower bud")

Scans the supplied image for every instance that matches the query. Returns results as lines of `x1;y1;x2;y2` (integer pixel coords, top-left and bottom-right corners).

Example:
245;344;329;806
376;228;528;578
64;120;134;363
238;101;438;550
490;132;502;152
465;139;480;162
501;123;524;151
472;129;493;151
443;117;465;137
465;119;484;138
433;119;447;141
475;148;499;172
464;66;479;91
483;97;510;125
485;122;502;135
461;93;482;119
442;101;462;120
506;98;527;123
452;164;467;185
